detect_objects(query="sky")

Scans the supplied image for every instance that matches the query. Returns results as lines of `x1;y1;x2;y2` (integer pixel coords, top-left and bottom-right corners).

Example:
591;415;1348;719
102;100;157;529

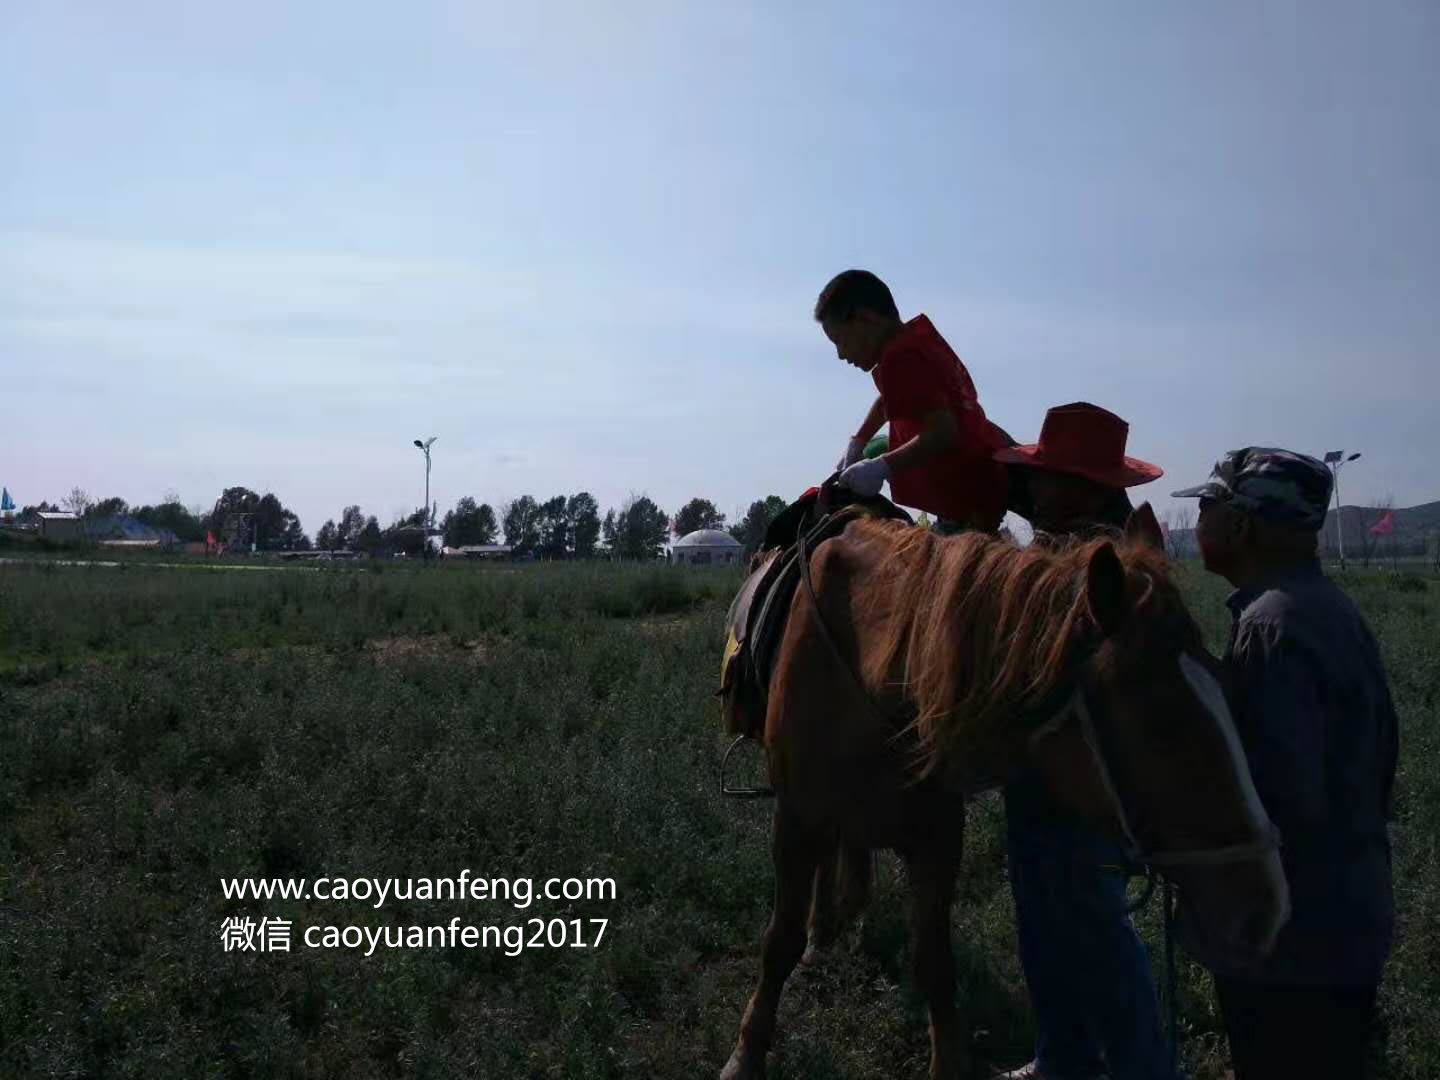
3;1;1436;539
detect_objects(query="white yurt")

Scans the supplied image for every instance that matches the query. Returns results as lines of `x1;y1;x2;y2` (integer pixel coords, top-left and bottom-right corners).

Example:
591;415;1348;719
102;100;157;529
670;528;743;566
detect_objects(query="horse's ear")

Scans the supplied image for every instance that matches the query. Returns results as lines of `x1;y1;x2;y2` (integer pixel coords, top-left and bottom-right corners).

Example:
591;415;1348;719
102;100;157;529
1085;542;1127;637
1124;501;1166;553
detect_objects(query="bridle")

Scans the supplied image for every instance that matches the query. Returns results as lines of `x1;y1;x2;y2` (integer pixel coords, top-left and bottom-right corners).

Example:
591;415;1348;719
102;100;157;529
1026;678;1282;870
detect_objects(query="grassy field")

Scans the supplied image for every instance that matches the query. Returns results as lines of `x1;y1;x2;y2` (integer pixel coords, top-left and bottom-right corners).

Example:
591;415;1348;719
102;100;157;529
2;556;1436;1079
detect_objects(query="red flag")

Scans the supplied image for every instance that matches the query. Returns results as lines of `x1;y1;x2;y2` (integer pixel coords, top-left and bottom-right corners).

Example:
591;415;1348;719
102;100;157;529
1370;511;1395;536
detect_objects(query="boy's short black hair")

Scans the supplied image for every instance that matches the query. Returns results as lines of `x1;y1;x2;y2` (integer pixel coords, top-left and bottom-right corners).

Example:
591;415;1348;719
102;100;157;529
814;269;900;323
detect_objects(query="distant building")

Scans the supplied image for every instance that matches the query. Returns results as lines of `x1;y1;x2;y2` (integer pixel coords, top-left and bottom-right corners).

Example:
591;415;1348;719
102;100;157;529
15;511;180;546
670;528;742;566
445;544;515;560
32;511;82;541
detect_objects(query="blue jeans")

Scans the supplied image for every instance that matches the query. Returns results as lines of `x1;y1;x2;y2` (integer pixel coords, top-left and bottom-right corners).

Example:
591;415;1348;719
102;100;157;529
1005;781;1182;1080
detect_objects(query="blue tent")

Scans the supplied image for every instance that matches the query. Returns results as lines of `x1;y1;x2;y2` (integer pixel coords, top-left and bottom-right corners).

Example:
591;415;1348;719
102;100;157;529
0;488;14;512
82;515;179;544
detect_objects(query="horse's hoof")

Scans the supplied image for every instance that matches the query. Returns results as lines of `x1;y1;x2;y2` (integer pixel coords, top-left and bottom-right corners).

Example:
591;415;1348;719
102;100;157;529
801;934;836;966
800;943;823;966
720;1048;762;1080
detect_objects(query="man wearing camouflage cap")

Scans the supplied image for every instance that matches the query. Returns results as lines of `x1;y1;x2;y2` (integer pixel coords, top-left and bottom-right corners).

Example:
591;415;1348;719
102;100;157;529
1173;447;1335;531
1172;447;1399;1080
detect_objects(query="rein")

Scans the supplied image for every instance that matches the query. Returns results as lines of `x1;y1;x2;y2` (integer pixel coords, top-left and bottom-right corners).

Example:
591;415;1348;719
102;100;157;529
1026;685;1283;869
795;516;895;729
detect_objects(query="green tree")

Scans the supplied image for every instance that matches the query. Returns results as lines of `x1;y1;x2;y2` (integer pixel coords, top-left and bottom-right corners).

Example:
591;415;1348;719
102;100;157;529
354;516;385;555
62;487;92;516
567;492;601;558
315;520;339;551
133;497;205;542
337;505;367;550
85;496;130;519
608;494;670;560
477;504;499;545
205;487;261;548
536;495;570;559
438;505;459;546
441;497;498;547
673;497;725;538
730;495;789;554
502;496;541;555
385;516;427;557
253;492;308;551
282;514;310;550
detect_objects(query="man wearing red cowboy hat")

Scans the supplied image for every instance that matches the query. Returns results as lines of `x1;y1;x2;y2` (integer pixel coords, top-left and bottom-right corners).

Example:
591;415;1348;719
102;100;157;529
994;401;1164;538
990;403;1177;1080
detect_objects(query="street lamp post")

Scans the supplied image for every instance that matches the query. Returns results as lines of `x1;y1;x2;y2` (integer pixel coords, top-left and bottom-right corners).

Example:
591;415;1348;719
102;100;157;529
1323;450;1361;569
413;436;437;532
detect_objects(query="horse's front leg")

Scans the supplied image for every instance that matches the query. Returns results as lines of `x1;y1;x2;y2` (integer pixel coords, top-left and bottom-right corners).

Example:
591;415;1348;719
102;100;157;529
722;803;827;1080
905;834;966;1080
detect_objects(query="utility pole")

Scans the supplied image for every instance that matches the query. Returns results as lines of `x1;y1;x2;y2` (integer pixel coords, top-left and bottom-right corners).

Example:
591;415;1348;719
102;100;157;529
1323;450;1361;569
413;436;437;528
413;436;438;561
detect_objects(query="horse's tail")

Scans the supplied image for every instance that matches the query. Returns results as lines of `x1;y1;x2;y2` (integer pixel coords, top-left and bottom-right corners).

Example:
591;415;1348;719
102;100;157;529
835;842;874;925
807;840;875;955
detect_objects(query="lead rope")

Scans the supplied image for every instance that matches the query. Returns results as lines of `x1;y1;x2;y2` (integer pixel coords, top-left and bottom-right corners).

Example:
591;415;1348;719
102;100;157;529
1121;867;1180;1075
1076;694;1183;1074
1115;863;1180;1074
1164;879;1180;1077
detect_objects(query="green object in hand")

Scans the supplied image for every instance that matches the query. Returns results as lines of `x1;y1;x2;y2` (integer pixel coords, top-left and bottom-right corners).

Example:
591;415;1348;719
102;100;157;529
863;434;889;460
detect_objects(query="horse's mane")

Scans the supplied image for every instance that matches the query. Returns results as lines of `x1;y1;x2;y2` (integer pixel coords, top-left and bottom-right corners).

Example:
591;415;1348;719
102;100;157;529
851;518;1181;780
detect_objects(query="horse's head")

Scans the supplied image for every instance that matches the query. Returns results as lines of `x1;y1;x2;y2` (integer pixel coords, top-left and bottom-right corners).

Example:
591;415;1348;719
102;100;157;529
1027;503;1290;961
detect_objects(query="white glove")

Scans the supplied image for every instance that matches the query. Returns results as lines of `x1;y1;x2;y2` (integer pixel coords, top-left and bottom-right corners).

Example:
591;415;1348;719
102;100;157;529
837;436;867;472
838;456;890;497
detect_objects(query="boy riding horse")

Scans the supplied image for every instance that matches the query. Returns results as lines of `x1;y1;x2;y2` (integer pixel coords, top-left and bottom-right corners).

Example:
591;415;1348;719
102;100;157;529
817;269;1011;533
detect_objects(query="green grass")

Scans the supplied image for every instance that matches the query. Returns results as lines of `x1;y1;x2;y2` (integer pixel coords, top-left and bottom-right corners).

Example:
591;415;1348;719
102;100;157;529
1;558;1436;1078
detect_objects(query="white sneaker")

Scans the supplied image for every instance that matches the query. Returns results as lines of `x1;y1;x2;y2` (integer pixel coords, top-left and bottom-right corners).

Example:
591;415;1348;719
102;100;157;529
990;1063;1109;1080
991;1063;1048;1080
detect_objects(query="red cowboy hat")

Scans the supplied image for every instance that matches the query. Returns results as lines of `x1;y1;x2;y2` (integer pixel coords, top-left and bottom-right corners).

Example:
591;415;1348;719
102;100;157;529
993;402;1163;487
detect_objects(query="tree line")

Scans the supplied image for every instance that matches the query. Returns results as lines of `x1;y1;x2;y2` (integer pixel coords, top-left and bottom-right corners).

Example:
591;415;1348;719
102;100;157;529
17;487;300;550
17;488;795;559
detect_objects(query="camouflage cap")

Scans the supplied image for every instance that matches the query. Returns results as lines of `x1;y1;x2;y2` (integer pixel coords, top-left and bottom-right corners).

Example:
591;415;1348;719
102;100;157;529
1170;447;1333;530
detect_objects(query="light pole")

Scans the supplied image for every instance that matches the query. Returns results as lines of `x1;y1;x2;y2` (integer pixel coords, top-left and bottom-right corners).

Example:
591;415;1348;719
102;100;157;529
1323;450;1361;569
413;436;437;531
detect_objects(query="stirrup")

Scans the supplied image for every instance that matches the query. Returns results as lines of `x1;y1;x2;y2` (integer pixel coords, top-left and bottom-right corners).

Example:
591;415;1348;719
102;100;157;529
720;735;775;798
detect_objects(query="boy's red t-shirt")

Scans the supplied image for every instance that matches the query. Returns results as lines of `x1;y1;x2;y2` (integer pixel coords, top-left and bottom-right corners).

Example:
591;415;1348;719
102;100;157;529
871;314;1010;524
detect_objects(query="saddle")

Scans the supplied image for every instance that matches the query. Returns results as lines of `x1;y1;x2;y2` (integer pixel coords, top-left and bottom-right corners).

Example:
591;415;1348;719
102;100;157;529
718;480;913;737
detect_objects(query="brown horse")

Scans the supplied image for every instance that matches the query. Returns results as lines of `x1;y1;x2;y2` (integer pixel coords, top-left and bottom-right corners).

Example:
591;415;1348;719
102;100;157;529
720;506;1289;1080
